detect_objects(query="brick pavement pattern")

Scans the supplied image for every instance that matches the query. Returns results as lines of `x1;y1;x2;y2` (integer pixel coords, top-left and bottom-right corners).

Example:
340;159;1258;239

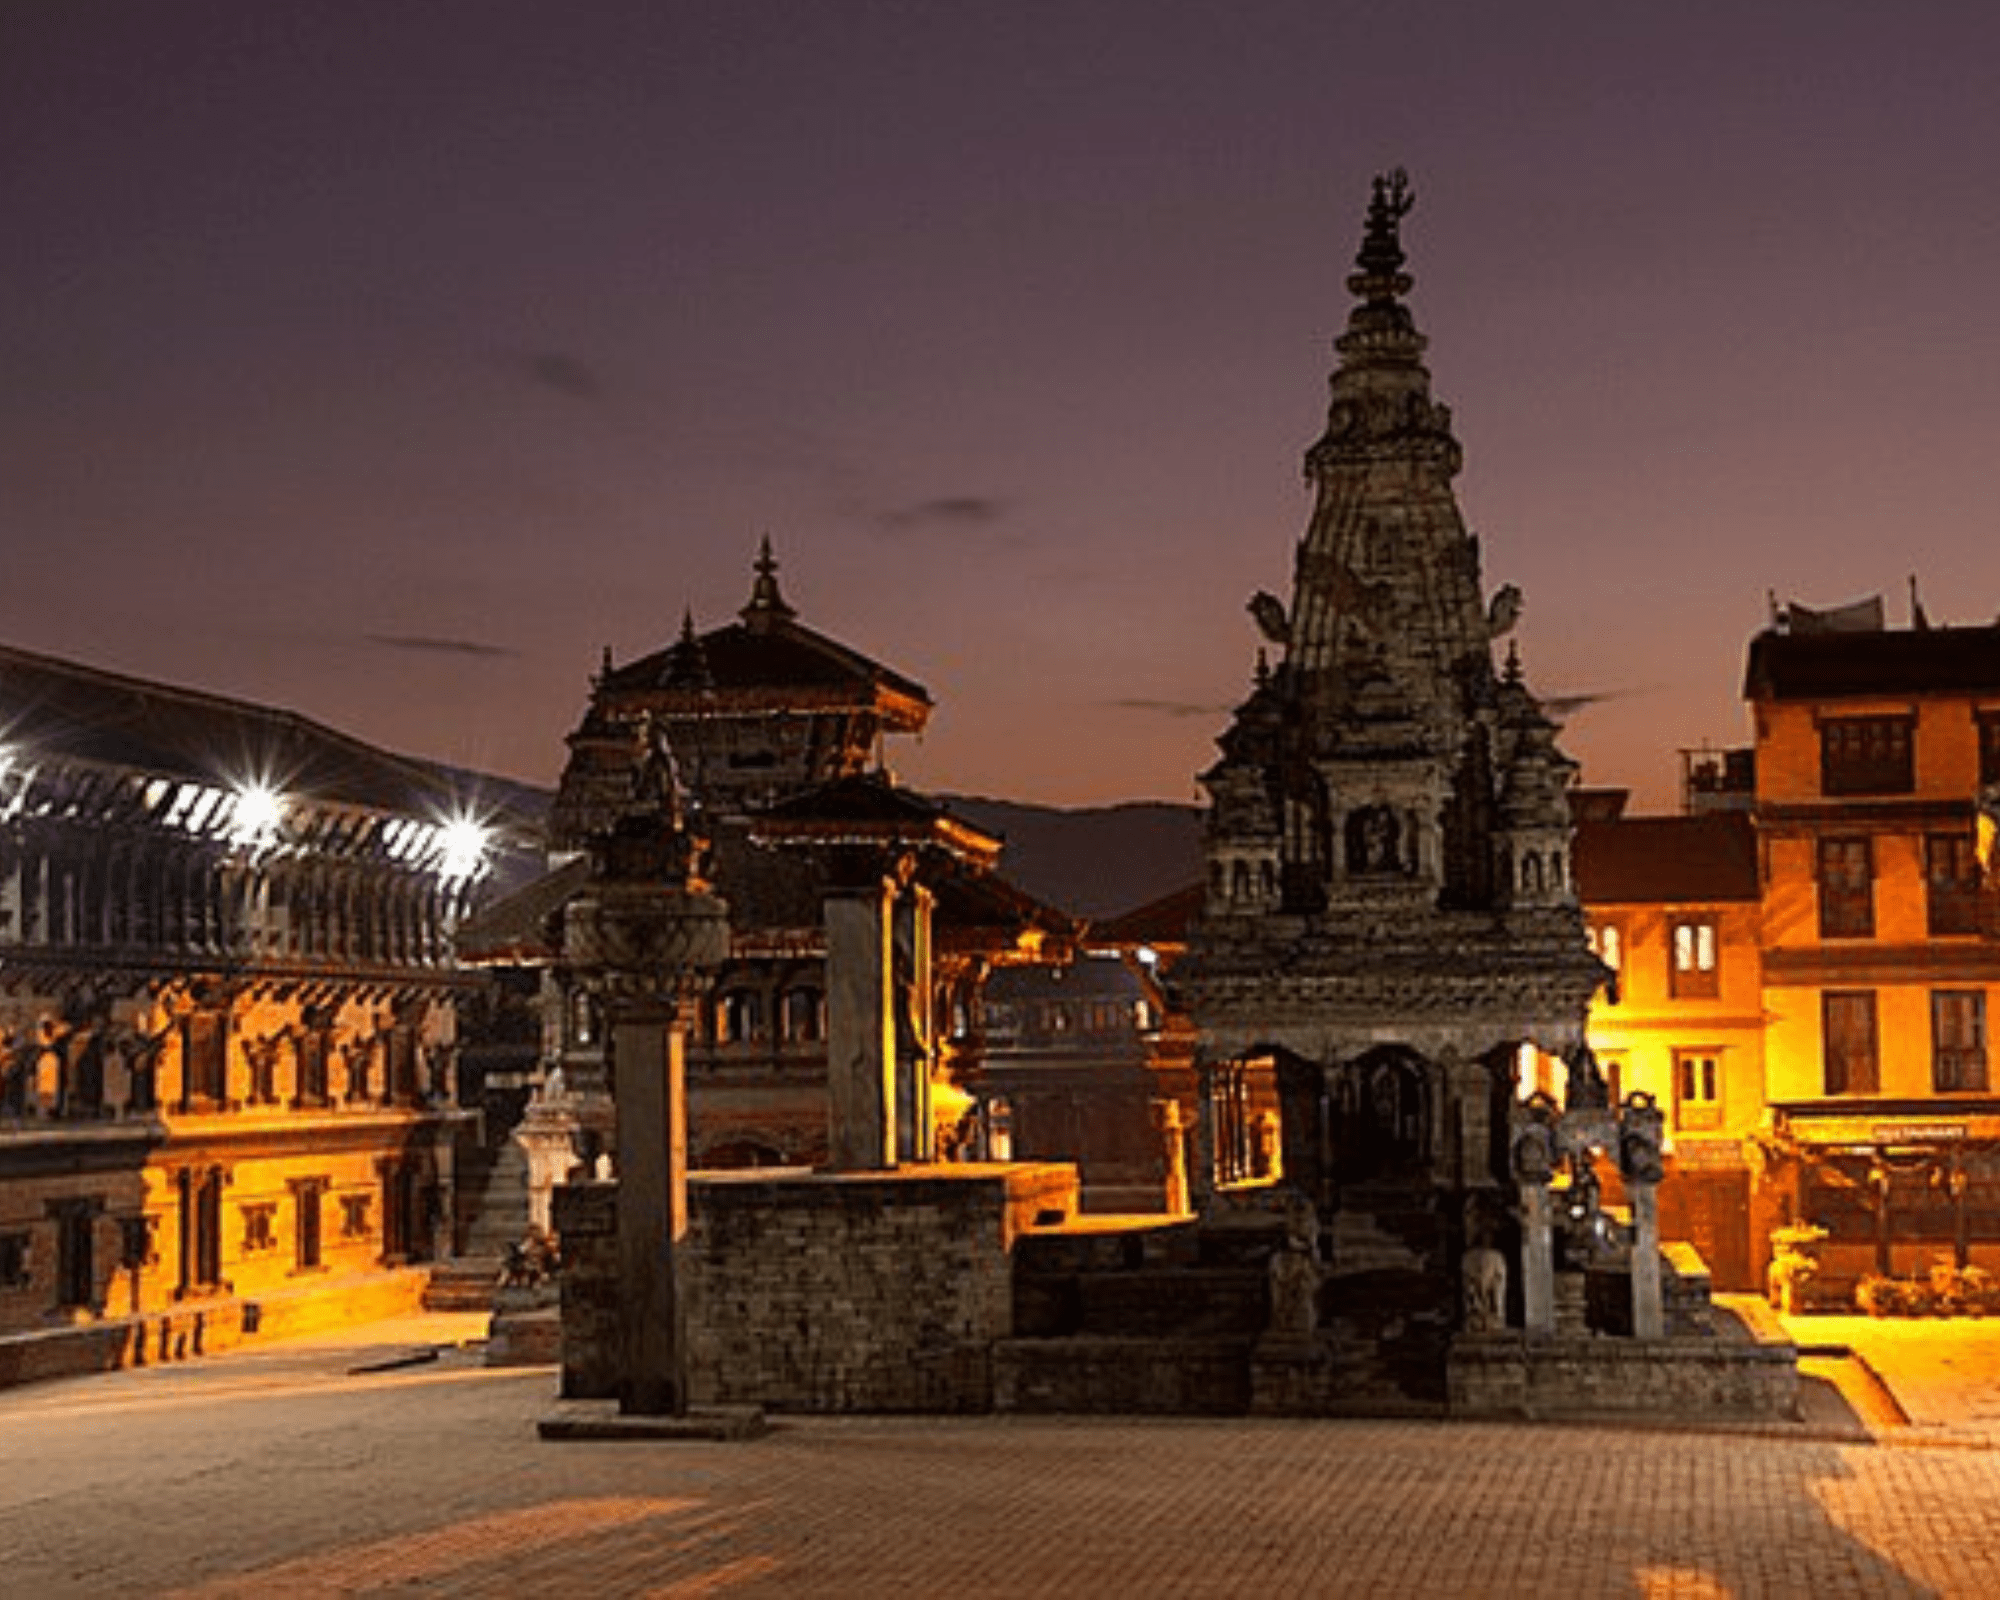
4;1317;2000;1598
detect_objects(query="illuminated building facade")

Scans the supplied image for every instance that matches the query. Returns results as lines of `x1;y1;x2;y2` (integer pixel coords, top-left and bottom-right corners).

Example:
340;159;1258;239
0;645;543;1374
1745;617;2000;1292
1573;800;1766;1287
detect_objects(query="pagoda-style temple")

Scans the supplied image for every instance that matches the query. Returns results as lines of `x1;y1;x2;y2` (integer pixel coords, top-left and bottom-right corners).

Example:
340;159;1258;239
462;547;1073;1225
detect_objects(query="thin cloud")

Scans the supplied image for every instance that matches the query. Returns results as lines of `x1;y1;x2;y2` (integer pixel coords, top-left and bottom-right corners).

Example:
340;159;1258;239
1108;697;1233;719
875;495;1010;534
366;634;521;660
513;349;604;401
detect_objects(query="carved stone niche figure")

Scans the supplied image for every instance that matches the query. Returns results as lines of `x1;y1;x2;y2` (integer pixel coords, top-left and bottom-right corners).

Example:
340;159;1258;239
1563;1042;1610;1111
1344;804;1404;875
1510;1112;1558;1188
1617;1092;1666;1187
1264;1192;1322;1344
1560;1150;1617;1266
1461;1197;1508;1336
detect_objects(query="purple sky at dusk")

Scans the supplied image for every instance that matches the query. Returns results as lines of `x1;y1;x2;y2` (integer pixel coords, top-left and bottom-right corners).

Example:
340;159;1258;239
7;2;2000;813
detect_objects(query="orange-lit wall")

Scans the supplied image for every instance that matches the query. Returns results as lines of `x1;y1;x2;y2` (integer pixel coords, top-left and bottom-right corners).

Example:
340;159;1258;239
1586;898;1765;1144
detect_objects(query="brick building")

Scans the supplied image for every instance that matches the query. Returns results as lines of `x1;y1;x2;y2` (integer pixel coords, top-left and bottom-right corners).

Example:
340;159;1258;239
0;644;544;1378
1743;614;2000;1294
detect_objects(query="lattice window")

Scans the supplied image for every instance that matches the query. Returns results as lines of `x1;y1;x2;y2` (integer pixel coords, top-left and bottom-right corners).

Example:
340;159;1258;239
1669;918;1719;998
1821;716;1914;796
1927;834;1983;937
1818;838;1875;939
1933;991;1988;1093
1674;1051;1722;1132
1823;990;1880;1095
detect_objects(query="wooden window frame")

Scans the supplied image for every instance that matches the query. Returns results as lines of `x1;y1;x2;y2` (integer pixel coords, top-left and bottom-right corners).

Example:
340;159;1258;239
1823;989;1880;1096
1817;837;1875;940
1668;916;1720;999
1979;713;2000;788
1673;1049;1722;1132
1926;833;1982;937
1820;715;1915;797
1932;990;1989;1093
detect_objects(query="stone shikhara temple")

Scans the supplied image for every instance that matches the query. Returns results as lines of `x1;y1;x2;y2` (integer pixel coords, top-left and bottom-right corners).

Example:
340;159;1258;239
549;174;1799;1421
1179;171;1614;1401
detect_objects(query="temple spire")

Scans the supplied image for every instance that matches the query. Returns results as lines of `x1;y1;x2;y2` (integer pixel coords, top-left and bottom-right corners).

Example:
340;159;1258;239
661;609;714;691
1349;168;1414;300
742;535;796;629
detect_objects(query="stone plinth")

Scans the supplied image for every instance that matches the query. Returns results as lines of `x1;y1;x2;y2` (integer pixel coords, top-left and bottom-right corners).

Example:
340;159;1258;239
552;1180;620;1400
1445;1321;1799;1421
556;1163;1081;1414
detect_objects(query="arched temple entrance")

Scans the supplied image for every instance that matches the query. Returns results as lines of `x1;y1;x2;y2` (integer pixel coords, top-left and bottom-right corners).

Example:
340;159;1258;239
1331;1046;1432;1185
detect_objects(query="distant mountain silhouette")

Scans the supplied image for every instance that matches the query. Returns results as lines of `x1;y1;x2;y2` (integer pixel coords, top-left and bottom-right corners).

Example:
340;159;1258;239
939;795;1203;921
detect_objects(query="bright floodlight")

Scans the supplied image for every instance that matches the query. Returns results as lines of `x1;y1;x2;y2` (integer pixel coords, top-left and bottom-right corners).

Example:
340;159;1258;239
229;783;284;850
438;816;489;882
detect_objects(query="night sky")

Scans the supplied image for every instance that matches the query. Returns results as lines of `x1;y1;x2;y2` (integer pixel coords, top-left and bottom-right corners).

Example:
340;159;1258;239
8;3;1999;811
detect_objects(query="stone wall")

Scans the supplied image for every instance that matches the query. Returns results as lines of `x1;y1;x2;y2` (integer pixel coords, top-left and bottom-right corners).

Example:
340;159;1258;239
1445;1327;1798;1420
554;1162;1080;1412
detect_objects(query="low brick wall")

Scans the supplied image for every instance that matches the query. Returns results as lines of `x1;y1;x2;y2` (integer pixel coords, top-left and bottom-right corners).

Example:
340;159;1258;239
555;1163;1081;1413
1446;1332;1798;1420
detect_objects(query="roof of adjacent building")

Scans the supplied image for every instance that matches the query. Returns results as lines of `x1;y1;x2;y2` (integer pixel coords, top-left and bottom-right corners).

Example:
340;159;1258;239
0;640;548;830
1571;812;1760;905
457;811;1075;966
1744;624;2000;701
750;772;1002;868
1089;881;1204;950
599;545;931;729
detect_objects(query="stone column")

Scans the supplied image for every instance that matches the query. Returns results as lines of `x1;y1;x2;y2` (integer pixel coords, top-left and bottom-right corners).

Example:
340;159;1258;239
610;992;687;1415
1628;1179;1664;1339
1519;1181;1555;1337
559;736;730;1418
1617;1094;1667;1339
825;880;896;1171
892;883;934;1164
1153;1099;1190;1215
1190;1056;1219;1209
1450;1052;1493;1189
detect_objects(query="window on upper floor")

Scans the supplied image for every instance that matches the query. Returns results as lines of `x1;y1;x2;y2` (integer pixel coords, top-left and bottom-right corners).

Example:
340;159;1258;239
1587;922;1623;1005
1673;1049;1722;1132
240;1202;277;1255
1932;990;1988;1093
1927;833;1983;937
715;989;765;1046
780;987;825;1045
1980;714;2000;788
295;1028;330;1106
1817;838;1875;939
181;1011;228;1108
1821;715;1915;796
1823;990;1880;1095
1669;917;1719;999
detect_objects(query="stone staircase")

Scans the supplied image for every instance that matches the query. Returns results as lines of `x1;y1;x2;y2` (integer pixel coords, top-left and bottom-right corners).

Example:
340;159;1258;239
991;1187;1464;1417
423;1137;533;1314
1311;1182;1452;1415
993;1212;1279;1414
